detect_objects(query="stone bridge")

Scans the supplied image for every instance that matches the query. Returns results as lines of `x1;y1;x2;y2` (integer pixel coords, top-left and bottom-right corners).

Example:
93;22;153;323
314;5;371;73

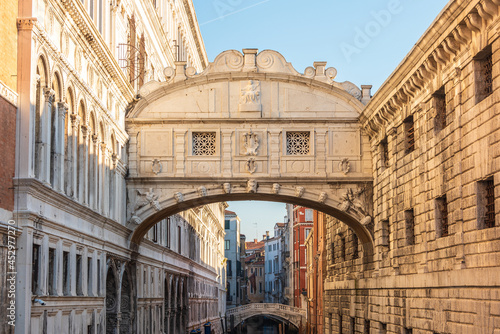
126;49;375;258
226;303;306;330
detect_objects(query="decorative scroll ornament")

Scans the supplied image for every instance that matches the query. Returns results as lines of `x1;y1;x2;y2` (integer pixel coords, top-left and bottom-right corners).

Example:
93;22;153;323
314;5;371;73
272;183;281;194
243;131;259;156
295;186;305;198
339;158;351;175
245;158;257;174
361;215;372;226
197;186;208;197
318;192;328;203
134;188;160;212
174;192;184;203
223;183;232;194
247;180;258;193
151;159;162;175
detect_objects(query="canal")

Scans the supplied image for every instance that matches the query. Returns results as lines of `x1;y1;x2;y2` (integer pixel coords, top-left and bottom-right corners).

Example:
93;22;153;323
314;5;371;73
234;316;299;334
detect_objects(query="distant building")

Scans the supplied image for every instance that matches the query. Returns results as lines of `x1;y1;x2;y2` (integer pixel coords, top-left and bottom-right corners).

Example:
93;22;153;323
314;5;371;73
264;223;286;303
290;205;314;308
244;238;266;303
224;210;243;308
305;211;327;334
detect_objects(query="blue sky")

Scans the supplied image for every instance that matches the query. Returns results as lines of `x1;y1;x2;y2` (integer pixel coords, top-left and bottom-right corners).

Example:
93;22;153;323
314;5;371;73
191;0;450;238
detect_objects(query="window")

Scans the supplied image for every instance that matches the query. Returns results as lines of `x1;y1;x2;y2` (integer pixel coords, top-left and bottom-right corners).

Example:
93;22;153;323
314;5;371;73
433;86;447;131
48;248;56;295
404;328;413;334
305;228;311;240
380;137;389;168
225;219;230;229
273;244;276;251
96;259;101;296
259;268;262;276
405;209;415;245
152;223;158;243
352;233;359;260
435;196;449;237
305;209;313;221
227;260;232;277
363;319;370;334
32;244;40;294
478;178;496;229
87;257;93;295
63;251;70;295
381;323;387;334
286;131;310;155
192;132;216;156
340;236;346;261
165;217;171;248
382;219;390;248
178;226;181;254
404;116;415;154
259;282;262;293
76;254;83;296
339;314;343;334
350;317;355;334
475;45;493;104
225;240;230;250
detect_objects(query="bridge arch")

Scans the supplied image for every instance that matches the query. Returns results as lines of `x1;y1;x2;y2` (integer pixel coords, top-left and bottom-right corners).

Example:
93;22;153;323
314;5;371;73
226;303;306;331
126;48;374;257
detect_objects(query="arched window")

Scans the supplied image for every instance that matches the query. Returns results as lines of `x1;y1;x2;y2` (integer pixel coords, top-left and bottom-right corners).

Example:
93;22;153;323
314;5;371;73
88;113;96;208
76;101;86;203
50;73;62;187
64;88;75;196
34;57;48;179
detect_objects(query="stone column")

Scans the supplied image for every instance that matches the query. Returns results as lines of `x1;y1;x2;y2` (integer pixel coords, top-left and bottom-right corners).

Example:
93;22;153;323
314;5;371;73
268;130;281;177
174;131;186;176
41;88;55;184
40;235;49;296
55;102;68;192
91;135;99;210
102;145;110;216
82;127;89;206
315;130;327;177
70;114;79;199
15;219;34;333
56;239;64;296
221;130;233;177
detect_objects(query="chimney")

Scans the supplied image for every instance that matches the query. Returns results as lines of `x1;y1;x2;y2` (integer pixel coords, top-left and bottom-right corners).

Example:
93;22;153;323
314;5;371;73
266;231;270;239
254;239;258;243
263;235;266;240
361;85;372;105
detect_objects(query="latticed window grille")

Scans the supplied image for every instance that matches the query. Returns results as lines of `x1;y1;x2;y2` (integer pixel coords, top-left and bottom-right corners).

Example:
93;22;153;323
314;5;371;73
404;116;415;154
192;132;216;156
286;131;310;155
434;86;447;131
483;53;493;98
485;179;496;228
436;196;449;237
405;209;415;245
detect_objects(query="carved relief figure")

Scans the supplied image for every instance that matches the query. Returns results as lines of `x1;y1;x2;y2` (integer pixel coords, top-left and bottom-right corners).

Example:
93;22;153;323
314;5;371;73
340;188;367;214
295;186;305;198
339;158;351;175
240;80;260;104
247;180;258;193
243;131;259;156
197;186;208;197
272;183;281;194
318;192;328;203
223;183;232;194
174;192;184;203
134;188;160;212
151;159;162;175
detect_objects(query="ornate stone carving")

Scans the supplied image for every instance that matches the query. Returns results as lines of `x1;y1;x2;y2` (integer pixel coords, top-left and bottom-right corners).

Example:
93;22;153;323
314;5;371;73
134;188;161;212
339;158;351;175
223;183;231;194
192;132;216;156
318;192;328;203
341;81;362;101
247;180;257;193
272;183;281;194
245;158;257;174
239;80;261;112
340;188;367;215
151;159;162;175
243;131;259;156
174;192;184;203
197;186;207;197
295;186;305;198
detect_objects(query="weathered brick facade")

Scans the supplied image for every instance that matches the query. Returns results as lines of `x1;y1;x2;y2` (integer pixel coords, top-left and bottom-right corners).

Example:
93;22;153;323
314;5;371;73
0;95;16;211
325;1;500;333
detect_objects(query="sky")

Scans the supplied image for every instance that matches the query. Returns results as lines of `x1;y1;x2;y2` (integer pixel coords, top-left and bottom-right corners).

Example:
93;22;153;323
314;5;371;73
191;0;450;238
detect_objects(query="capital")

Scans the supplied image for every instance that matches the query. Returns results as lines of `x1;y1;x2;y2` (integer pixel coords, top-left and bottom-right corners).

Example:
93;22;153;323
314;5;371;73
58;102;69;117
43;88;56;102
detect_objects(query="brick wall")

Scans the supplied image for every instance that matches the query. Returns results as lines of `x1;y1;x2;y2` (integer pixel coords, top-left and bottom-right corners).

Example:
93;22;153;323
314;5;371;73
0;0;17;91
0;97;16;211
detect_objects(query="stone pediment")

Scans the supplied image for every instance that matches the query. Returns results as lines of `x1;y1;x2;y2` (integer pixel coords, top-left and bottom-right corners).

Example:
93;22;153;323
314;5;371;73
132;49;366;119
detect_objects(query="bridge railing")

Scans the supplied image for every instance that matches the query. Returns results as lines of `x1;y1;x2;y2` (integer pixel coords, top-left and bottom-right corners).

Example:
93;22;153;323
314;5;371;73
226;303;306;317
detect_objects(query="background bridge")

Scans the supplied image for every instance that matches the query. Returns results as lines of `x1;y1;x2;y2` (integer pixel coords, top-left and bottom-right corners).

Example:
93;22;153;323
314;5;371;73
226;303;306;330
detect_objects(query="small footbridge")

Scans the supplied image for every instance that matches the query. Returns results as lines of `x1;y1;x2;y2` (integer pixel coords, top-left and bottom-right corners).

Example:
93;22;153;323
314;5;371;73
226;303;306;330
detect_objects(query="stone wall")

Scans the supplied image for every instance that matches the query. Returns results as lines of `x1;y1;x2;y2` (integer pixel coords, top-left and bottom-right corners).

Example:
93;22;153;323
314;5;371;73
325;0;500;333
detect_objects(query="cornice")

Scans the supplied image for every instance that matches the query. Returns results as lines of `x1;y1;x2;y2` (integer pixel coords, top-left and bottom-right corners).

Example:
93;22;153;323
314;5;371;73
0;79;18;107
60;0;134;104
181;0;208;69
361;0;500;140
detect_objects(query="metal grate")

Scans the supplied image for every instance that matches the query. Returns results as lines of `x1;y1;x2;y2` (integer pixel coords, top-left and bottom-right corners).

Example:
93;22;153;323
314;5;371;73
407;121;415;153
435;88;447;130
485;180;496;228
192;132;216;156
440;196;449;237
405;209;415;245
352;233;359;259
286;131;310;155
483;54;493;98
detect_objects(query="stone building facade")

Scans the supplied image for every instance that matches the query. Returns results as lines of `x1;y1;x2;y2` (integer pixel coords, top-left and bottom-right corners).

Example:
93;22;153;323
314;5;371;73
12;0;226;333
324;0;500;333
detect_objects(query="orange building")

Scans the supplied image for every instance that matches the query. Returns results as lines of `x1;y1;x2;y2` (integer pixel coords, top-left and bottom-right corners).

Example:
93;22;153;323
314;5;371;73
305;211;327;334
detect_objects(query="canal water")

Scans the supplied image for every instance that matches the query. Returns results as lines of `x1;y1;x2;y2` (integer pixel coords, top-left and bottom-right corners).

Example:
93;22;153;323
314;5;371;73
238;316;299;334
